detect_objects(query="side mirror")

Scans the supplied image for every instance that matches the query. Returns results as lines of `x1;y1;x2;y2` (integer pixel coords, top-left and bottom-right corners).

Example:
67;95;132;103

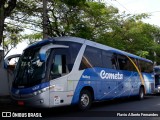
4;54;21;70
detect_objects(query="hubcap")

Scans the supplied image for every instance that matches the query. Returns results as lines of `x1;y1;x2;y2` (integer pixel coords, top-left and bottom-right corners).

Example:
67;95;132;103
81;94;89;107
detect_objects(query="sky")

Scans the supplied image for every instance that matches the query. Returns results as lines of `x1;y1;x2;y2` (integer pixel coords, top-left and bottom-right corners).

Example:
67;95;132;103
105;0;160;26
6;0;160;57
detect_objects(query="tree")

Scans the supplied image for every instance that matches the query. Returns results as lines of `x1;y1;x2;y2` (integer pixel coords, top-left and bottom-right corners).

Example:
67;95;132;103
96;12;160;62
0;0;17;46
4;0;160;63
3;23;23;56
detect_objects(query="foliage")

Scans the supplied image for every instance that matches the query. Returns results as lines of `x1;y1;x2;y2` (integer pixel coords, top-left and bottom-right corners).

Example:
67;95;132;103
2;0;160;64
0;0;17;52
3;23;23;56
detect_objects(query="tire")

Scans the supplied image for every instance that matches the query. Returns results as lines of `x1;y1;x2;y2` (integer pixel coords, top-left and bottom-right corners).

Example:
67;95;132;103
138;87;145;100
78;89;92;111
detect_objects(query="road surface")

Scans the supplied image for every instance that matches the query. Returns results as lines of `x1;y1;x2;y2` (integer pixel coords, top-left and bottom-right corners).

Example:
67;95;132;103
1;95;160;120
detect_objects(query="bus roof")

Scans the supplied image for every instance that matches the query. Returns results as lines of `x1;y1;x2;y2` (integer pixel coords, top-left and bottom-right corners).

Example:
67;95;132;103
25;36;152;63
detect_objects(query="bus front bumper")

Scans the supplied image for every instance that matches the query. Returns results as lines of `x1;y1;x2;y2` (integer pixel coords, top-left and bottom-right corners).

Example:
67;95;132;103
11;91;50;108
154;87;160;93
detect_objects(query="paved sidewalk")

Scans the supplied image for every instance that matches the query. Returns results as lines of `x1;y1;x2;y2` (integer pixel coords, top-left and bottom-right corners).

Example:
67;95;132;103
0;95;20;111
0;95;12;103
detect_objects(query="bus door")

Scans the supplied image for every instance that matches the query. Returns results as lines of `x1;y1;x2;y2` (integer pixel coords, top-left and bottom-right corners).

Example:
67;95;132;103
48;48;71;106
38;44;69;106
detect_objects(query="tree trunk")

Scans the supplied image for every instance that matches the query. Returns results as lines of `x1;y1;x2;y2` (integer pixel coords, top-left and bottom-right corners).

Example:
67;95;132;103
0;4;5;46
43;0;48;39
0;0;17;46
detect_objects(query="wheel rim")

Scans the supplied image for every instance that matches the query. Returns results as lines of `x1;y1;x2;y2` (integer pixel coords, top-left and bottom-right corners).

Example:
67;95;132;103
80;94;89;107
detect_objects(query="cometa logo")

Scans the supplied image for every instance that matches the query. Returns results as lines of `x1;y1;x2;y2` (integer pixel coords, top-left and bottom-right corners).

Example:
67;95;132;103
100;70;123;80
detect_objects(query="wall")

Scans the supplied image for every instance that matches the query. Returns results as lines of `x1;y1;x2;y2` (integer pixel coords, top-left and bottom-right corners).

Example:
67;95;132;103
0;50;10;96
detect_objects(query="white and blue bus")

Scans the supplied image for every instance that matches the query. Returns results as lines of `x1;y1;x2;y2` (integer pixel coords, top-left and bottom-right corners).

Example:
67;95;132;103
11;36;154;110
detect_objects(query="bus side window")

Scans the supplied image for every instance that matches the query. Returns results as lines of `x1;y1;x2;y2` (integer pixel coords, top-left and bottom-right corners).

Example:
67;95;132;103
129;58;137;71
50;55;67;79
117;55;127;70
117;55;137;71
79;46;102;70
146;62;153;73
111;54;118;69
124;57;137;71
80;56;92;70
138;60;153;73
139;60;145;72
102;51;118;69
139;60;153;73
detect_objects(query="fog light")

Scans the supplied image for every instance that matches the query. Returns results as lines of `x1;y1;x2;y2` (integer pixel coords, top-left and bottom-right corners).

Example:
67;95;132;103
40;99;44;103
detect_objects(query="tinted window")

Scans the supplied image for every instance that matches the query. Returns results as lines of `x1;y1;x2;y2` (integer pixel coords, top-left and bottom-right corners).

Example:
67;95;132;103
146;62;153;73
49;42;82;79
139;60;153;73
126;57;137;71
155;75;160;85
154;68;160;74
117;55;136;71
68;42;82;68
61;42;82;71
50;54;67;79
117;55;128;70
102;51;118;69
128;58;138;71
13;48;49;88
51;55;66;74
79;46;102;70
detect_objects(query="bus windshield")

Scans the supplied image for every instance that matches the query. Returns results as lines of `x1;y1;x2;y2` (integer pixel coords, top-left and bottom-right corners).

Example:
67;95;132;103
13;41;82;88
13;48;50;88
154;66;160;86
154;67;160;74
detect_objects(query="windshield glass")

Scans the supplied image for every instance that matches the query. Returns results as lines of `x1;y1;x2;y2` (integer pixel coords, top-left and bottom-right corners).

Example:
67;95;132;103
155;75;160;86
13;41;82;88
13;48;50;88
154;68;160;74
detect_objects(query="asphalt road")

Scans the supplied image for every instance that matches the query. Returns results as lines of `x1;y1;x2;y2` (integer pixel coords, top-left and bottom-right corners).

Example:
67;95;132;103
1;95;160;120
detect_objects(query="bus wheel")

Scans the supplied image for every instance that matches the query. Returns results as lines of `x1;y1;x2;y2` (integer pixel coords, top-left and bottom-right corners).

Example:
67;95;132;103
78;89;92;111
138;87;144;100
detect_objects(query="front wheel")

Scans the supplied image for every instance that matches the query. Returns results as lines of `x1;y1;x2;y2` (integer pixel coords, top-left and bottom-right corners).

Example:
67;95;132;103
78;90;92;111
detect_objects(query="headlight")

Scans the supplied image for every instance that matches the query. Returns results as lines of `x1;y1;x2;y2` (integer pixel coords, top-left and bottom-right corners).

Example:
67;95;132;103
33;91;38;95
33;87;49;96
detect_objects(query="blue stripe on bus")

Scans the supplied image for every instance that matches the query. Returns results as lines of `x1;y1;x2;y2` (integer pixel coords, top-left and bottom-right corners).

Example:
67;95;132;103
11;82;49;95
71;67;154;104
25;39;54;51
